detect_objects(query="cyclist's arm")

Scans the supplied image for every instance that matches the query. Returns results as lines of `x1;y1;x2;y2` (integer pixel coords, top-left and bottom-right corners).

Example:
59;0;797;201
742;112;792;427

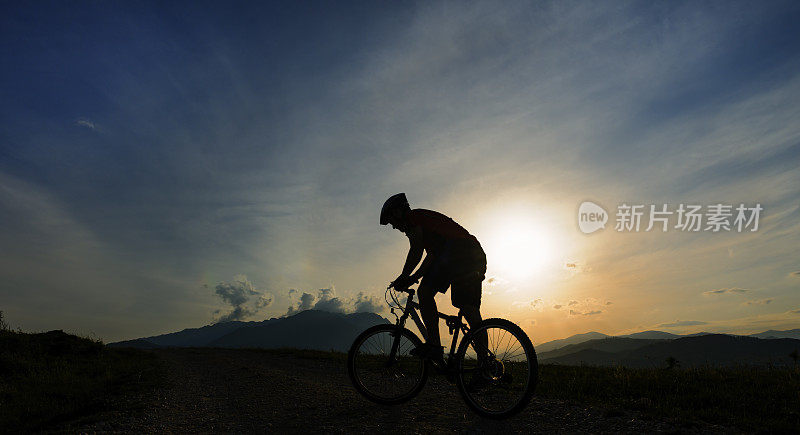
401;225;424;277
411;251;434;281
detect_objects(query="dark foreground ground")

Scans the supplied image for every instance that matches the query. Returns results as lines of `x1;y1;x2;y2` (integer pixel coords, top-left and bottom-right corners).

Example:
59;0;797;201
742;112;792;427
3;330;798;433
60;348;733;433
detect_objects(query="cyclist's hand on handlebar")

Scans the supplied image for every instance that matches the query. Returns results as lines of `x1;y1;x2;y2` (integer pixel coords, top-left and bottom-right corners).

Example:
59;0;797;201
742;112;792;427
391;274;418;290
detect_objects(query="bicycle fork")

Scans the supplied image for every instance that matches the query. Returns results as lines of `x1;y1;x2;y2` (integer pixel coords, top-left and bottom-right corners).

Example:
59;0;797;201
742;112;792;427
385;304;419;367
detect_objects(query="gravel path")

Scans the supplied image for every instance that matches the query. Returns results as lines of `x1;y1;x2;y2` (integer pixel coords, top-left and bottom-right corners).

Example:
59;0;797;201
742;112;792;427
65;348;730;433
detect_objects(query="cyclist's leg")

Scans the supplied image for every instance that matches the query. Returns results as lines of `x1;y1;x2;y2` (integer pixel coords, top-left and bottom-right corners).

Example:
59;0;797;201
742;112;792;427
417;248;451;353
460;240;489;358
453;280;489;361
461;305;482;329
417;282;442;349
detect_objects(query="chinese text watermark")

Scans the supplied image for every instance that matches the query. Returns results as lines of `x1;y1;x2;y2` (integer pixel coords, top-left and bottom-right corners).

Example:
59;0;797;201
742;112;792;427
578;202;762;234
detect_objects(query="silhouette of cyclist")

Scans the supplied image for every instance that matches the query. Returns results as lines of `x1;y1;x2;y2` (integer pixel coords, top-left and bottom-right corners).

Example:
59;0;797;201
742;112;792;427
381;193;487;363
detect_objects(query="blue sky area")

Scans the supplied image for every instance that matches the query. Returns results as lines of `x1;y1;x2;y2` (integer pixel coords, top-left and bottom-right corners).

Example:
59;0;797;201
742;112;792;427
2;1;799;342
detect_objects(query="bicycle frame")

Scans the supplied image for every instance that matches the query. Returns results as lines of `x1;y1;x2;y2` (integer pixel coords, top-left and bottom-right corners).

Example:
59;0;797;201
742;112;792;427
350;285;537;418
387;287;471;368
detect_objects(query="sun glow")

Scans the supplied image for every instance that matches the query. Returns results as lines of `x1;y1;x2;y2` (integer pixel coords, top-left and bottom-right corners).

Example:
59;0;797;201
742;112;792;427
481;214;556;283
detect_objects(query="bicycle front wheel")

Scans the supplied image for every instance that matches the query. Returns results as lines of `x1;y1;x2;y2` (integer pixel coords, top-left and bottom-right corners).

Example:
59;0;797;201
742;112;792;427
455;318;538;419
347;324;429;405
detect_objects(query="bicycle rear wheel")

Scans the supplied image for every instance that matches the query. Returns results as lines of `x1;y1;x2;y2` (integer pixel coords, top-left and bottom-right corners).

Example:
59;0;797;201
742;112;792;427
455;318;537;419
347;324;429;405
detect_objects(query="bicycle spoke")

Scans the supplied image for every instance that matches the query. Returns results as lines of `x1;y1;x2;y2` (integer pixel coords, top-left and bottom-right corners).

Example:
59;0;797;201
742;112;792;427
503;341;522;361
459;323;534;416
502;350;527;361
496;329;508;355
352;328;426;403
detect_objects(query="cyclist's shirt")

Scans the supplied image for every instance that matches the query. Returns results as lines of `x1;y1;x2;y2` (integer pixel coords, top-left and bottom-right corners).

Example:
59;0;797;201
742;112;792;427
408;209;486;306
406;208;477;254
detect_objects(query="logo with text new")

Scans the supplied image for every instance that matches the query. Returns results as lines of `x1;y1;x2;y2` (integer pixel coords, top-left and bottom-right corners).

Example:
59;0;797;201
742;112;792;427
578;201;608;234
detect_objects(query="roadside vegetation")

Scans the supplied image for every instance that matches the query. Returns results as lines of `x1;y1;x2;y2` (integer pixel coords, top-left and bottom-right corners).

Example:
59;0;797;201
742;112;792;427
0;311;163;432
537;362;800;432
2;315;797;432
258;347;800;432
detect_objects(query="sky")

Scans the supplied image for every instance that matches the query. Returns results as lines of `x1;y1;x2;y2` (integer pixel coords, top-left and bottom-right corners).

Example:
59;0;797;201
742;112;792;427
1;1;799;344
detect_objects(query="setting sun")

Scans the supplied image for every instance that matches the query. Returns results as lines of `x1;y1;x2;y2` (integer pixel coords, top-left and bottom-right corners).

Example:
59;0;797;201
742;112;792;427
482;214;555;282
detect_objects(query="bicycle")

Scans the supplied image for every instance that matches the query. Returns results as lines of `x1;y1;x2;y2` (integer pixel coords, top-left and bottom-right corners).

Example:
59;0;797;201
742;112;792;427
347;282;538;419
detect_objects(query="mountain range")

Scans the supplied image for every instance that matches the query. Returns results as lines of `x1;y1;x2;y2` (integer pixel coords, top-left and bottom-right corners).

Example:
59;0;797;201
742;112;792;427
536;328;800;351
536;329;800;367
111;313;800;367
109;310;389;352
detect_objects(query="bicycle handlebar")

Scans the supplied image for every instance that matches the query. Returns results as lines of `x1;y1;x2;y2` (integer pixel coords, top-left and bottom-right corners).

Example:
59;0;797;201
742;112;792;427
388;283;414;293
387;277;418;293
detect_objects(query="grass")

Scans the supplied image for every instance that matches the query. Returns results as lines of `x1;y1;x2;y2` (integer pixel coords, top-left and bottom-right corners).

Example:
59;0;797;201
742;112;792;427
0;314;163;432
536;363;800;432
1;312;796;432
242;347;800;431
260;347;800;431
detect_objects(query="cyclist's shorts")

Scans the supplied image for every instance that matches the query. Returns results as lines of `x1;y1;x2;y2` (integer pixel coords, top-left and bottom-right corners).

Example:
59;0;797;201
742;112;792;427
421;238;487;308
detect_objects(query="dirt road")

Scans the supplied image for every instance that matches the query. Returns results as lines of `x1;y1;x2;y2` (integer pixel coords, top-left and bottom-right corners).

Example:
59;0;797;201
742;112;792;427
66;348;726;433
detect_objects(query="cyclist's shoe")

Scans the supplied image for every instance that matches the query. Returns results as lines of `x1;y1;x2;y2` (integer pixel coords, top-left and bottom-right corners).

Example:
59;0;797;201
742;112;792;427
410;343;444;364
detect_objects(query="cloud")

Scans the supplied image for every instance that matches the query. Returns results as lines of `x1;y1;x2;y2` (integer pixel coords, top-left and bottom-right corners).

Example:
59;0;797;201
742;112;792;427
298;292;315;310
562;298;608;316
485;276;509;287
255;295;272;309
215;306;249;323
74;118;96;130
743;299;772;306
313;293;347;314
213;275;273;322
569;309;602;317
286;292;316;316
659;320;708;327
318;287;335;299
286;287;384;316
312;287;346;313
512;298;544;311
354;292;384;313
703;288;749;296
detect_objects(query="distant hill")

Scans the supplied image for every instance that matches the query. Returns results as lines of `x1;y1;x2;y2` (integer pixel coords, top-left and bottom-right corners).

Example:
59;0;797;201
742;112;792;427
538;337;664;361
145;320;252;347
108;338;163;349
536;332;609;353
536;328;800;353
109;310;389;352
210;310;389;351
112;316;800;367
541;334;800;367
618;331;681;340
749;329;800;340
541;348;620;366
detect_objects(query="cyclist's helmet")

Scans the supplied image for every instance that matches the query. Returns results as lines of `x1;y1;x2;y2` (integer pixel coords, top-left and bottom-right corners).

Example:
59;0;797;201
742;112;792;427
380;193;410;225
